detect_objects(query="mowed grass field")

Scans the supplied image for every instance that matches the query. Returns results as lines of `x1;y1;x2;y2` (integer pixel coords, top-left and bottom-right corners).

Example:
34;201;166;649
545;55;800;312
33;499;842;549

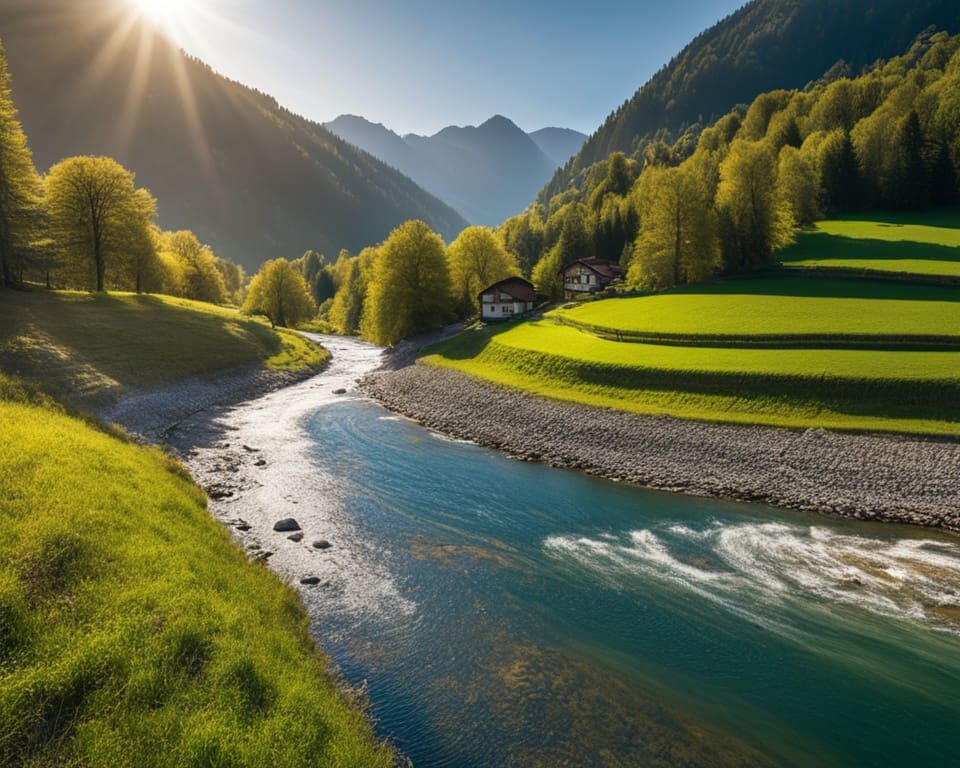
424;236;960;437
0;289;328;408
0;385;392;767
779;212;960;278
550;276;960;341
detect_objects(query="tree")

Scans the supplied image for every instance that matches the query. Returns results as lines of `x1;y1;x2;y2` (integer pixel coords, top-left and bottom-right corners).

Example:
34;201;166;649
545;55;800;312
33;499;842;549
498;206;545;276
242;258;315;328
159;230;228;303
887;110;930;209
777;146;820;226
360;221;451;346
531;244;564;301
627;163;719;290
716;139;795;270
45;156;155;292
818;129;864;215
446;226;518;315
0;41;44;287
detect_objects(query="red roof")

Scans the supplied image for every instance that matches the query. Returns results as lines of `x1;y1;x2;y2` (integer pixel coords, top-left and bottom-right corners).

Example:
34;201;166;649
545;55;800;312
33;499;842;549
478;276;536;302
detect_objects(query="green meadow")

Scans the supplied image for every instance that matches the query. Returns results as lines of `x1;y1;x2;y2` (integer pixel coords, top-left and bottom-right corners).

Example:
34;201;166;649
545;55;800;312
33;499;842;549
550;276;960;342
778;213;960;278
0;387;391;767
424;222;960;438
0;290;328;408
0;292;390;766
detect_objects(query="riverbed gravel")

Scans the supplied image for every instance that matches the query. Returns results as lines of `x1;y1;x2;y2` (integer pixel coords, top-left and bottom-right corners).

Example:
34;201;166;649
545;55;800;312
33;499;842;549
361;364;960;532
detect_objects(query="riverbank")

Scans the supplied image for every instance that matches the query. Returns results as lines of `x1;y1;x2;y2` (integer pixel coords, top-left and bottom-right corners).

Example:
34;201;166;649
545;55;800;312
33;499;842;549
98;363;318;443
361;363;960;532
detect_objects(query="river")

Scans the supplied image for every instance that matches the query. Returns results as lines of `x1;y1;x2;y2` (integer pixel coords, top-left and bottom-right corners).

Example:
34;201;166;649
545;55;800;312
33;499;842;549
181;336;960;767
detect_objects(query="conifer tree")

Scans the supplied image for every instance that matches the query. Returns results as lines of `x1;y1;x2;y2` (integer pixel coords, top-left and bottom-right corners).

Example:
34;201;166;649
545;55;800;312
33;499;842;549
0;41;43;287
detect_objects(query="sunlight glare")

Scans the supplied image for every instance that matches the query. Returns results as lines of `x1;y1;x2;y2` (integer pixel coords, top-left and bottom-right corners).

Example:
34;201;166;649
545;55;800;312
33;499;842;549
133;0;194;34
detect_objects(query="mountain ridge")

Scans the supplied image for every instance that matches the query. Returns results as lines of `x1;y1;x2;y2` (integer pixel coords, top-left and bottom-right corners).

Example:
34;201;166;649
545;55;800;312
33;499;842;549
325;113;586;226
0;0;467;271
541;0;960;203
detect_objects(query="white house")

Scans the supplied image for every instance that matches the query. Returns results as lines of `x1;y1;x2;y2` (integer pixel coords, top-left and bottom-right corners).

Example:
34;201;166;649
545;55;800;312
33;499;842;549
478;277;536;321
561;258;624;299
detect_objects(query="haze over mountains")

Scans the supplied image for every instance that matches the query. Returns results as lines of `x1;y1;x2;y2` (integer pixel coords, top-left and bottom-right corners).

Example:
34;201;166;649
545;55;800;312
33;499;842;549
0;0;467;272
325;115;586;226
543;0;960;202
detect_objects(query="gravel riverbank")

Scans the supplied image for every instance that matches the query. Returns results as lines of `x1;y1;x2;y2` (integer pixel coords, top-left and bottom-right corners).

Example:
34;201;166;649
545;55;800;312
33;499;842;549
98;364;322;443
361;364;960;533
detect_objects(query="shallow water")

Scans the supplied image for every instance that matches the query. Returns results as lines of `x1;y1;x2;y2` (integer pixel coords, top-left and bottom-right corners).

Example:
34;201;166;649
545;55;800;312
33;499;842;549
297;401;960;767
198;337;960;767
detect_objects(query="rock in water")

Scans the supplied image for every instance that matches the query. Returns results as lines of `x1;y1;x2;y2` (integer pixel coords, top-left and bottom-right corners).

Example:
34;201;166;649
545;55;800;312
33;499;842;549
273;518;301;532
287;532;304;543
333;388;347;395
300;576;321;585
312;539;332;550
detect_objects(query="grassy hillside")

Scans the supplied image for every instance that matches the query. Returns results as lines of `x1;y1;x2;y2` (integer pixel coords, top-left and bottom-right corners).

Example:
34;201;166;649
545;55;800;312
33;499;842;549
780;214;960;279
423;233;960;437
0;390;392;767
0;290;328;409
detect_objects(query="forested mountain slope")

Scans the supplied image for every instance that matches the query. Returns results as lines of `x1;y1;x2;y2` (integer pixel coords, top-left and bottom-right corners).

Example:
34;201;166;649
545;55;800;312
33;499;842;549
541;0;960;202
0;0;467;271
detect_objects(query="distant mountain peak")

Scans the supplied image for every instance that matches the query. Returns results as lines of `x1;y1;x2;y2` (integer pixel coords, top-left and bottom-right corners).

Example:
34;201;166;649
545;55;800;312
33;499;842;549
325;114;585;226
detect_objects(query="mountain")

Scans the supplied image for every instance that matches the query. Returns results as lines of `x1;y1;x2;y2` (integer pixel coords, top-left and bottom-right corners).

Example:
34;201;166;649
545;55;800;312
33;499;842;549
325;114;586;226
541;0;960;202
0;0;467;272
528;127;589;167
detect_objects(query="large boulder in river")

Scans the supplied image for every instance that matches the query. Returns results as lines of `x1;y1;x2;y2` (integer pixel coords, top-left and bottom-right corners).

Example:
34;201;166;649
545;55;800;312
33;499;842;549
273;518;301;532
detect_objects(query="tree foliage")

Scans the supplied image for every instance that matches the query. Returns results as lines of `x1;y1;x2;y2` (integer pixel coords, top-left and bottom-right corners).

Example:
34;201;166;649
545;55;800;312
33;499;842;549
242;258;315;328
627;163;719;290
45;156;156;292
446;226;518;315
360;221;451;346
0;41;42;287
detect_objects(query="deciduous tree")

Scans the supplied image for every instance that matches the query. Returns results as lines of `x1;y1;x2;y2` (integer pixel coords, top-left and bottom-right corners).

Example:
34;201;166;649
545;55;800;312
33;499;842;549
446;226;518;315
45;156;155;292
360;221;451;346
627;163;719;290
242;258;315;328
716;139;795;269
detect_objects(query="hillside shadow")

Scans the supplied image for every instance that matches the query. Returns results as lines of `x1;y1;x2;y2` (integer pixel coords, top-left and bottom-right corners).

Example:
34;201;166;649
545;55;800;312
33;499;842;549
781;234;960;266
675;270;960;303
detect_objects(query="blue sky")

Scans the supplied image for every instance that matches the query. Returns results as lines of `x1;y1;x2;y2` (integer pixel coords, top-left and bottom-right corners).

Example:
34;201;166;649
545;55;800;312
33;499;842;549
173;0;746;136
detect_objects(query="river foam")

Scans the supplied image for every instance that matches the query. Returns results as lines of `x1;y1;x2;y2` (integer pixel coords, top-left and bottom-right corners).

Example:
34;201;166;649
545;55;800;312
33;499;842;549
545;521;960;636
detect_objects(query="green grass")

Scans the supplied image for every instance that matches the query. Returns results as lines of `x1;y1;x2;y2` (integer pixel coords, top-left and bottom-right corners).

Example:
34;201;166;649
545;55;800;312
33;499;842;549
0;390;392;767
422;321;960;437
0;289;329;407
779;214;960;278
550;276;960;341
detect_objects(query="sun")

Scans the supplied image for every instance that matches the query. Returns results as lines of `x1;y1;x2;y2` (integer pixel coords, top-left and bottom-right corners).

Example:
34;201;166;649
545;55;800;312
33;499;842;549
132;0;193;32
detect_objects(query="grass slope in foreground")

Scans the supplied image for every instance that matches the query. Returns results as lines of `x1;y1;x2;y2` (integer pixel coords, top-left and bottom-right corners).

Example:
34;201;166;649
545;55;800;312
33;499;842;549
0;387;392;767
778;212;960;279
0;290;328;408
423;268;960;437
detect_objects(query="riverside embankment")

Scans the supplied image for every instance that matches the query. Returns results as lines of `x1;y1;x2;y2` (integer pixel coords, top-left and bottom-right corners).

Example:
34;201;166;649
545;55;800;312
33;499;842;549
361;362;960;532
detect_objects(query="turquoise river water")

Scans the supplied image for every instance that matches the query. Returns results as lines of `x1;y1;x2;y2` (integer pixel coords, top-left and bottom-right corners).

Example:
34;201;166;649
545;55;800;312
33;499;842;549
290;396;960;767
